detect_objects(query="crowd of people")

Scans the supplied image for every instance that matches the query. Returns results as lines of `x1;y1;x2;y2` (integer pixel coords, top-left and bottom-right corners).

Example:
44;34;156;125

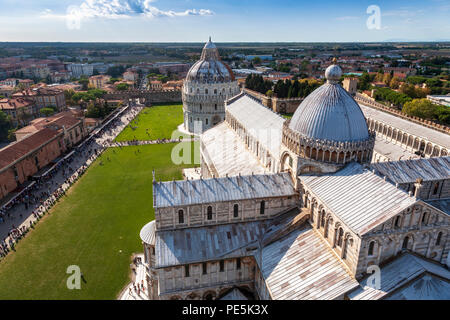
0;104;144;259
112;136;185;147
127;256;147;299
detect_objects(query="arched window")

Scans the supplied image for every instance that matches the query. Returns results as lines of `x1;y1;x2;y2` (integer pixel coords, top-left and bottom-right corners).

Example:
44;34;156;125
205;89;208;94
207;206;213;220
368;241;375;256
422;212;428;225
199;104;202;110
432;182;439;195
178;209;184;224
402;236;410;250
395;215;402;228
342;238;349;259
337;228;344;247
233;204;239;218
214;104;217;110
197;88;199;94
206;118;208;125
320;211;326;228
436;232;443;246
260;201;265;215
214;89;217;94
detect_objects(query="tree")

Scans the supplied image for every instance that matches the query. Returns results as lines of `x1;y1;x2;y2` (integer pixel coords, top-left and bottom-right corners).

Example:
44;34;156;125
436;105;450;125
85;102;101;118
0;110;12;142
106;65;126;78
79;77;89;91
252;57;262;65
389;77;401;89
402;99;437;120
40;107;55;117
116;83;129;91
64;89;76;106
382;73;392;85
358;72;374;91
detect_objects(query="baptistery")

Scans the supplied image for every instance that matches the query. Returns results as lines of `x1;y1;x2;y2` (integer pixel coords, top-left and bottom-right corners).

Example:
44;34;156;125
280;59;375;176
182;37;240;133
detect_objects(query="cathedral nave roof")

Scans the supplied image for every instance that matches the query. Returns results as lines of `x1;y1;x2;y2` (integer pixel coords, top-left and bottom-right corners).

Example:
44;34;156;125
153;171;295;208
226;94;286;158
371;156;450;184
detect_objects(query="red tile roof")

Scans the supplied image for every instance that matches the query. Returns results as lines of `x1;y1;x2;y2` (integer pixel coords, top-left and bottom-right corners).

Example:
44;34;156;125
0;97;35;110
0;128;61;170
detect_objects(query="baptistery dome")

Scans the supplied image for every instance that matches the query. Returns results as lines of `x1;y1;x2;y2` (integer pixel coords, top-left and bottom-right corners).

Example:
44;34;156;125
288;62;369;142
182;37;240;134
186;38;235;83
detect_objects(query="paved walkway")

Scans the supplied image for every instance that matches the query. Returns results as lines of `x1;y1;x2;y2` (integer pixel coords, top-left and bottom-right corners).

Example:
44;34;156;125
0;104;144;256
183;167;201;180
118;254;150;300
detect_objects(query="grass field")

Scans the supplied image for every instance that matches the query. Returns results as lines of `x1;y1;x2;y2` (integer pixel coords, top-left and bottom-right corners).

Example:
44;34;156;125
115;103;190;142
0;142;199;299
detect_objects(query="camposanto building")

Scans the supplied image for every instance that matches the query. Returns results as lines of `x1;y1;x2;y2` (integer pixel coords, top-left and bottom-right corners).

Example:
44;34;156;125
182;38;240;134
140;61;450;300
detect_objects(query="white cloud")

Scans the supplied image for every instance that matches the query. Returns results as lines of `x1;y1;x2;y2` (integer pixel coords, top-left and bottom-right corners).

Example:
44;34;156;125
41;0;214;20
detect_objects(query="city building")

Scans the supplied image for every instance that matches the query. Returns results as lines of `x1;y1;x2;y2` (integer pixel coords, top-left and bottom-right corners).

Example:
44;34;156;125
0;85;15;98
0;78;19;87
15;111;86;148
13;87;66;112
0;97;37;126
139;61;450;300
182;38;240;133
89;75;111;89
149;80;163;91
0;128;66;200
67;63;94;78
123;71;139;82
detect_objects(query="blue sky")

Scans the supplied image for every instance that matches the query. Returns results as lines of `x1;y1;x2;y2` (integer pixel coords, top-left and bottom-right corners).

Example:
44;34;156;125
0;0;449;42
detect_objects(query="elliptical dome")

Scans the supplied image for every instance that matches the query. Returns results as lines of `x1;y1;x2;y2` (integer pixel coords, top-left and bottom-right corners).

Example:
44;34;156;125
288;60;369;142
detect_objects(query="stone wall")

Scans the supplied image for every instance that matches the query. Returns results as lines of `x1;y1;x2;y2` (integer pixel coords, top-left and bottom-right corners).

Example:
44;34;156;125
243;88;303;114
104;89;182;104
157;257;255;300
154;196;299;231
356;93;450;135
355;202;450;277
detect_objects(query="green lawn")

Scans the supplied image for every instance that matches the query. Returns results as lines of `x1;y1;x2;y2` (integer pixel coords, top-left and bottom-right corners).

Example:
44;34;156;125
115;103;190;142
0;142;199;299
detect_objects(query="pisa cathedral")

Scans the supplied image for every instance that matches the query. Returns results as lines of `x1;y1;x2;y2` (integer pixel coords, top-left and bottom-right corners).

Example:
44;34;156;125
139;46;450;300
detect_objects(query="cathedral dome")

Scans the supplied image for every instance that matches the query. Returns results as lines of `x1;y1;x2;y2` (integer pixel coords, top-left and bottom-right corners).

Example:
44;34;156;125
288;60;369;142
186;37;235;83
